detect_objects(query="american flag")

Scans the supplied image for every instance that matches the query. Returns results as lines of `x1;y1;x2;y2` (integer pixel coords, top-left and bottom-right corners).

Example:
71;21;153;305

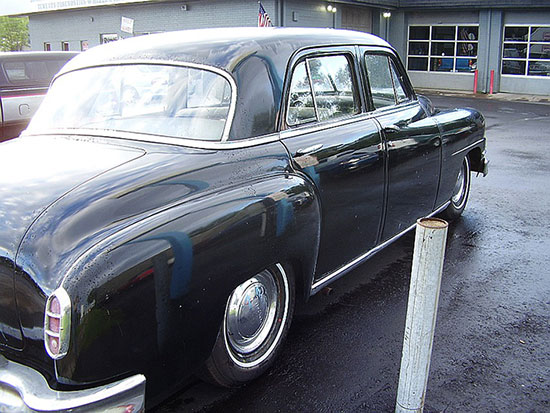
258;2;272;27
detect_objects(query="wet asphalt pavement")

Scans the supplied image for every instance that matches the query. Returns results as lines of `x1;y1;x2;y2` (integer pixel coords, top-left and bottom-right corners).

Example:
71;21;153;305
153;95;550;413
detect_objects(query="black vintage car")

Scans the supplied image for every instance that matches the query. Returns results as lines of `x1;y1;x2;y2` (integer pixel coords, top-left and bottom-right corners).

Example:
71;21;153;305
0;28;487;411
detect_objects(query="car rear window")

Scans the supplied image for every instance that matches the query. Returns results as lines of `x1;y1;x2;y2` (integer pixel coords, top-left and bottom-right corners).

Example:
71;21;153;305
27;64;233;141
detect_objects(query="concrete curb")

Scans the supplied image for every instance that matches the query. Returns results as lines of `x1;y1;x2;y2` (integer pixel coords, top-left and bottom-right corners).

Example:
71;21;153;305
416;88;550;105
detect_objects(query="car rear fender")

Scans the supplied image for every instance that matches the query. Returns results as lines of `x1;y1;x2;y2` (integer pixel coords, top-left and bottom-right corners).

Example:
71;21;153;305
55;172;320;392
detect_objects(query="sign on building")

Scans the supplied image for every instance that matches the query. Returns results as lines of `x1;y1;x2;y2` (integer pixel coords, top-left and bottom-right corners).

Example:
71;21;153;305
121;16;134;34
0;0;151;16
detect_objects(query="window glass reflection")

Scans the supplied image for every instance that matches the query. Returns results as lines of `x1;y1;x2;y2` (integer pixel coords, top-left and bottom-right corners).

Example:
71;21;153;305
503;44;527;59
432;26;455;40
458;26;478;41
431;42;455;56
409;26;430;40
529;44;550;59
504;27;528;42
530;27;550;42
502;60;526;75
407;57;428;71
408;42;429;56
287;61;316;126
528;61;550;76
455;58;477;72
365;54;395;109
430;57;454;72
457;42;477;57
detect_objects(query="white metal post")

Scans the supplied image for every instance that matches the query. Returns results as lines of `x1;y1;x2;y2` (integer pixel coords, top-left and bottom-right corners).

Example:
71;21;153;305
395;218;449;413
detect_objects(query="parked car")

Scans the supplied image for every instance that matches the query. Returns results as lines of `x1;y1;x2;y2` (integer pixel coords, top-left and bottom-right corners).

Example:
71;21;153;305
0;51;78;142
0;28;488;411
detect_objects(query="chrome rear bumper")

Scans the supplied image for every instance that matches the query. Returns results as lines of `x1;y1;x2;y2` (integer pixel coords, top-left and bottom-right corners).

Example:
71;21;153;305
0;354;145;412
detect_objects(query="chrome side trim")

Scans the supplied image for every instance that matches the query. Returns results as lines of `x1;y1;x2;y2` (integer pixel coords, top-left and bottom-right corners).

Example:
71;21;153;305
0;354;145;412
281;112;375;140
310;201;451;295
52;59;238;143
452;138;485;157
22;130;281;150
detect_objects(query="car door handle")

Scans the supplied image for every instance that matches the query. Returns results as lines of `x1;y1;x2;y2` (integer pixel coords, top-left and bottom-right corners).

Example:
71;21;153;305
383;125;401;134
296;144;323;156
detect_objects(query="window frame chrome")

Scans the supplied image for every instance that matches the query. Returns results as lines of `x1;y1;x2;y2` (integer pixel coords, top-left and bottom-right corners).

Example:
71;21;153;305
281;46;364;132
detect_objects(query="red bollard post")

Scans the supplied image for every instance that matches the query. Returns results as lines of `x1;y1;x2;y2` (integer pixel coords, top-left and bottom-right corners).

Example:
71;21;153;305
489;70;494;95
473;69;478;94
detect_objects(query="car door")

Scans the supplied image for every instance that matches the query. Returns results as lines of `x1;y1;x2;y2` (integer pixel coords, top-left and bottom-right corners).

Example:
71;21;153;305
280;48;385;279
361;48;442;241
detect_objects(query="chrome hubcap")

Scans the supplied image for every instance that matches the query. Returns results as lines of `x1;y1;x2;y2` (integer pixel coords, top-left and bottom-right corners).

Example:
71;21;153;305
451;161;466;206
226;270;278;355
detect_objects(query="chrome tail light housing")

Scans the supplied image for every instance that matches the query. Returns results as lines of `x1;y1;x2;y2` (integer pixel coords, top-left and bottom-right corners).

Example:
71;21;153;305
44;288;71;359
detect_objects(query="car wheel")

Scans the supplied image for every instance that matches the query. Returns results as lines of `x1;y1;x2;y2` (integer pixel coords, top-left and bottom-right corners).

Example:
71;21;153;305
201;263;295;387
440;156;471;221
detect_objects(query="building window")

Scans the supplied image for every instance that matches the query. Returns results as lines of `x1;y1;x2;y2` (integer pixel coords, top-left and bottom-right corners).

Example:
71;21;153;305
44;42;51;51
502;26;550;77
407;25;478;73
61;42;70;51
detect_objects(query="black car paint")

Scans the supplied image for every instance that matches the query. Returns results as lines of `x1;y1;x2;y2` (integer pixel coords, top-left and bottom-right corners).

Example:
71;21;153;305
0;28;486;406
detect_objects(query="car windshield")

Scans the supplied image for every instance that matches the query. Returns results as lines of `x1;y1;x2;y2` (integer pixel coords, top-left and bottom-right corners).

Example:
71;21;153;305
27;64;232;141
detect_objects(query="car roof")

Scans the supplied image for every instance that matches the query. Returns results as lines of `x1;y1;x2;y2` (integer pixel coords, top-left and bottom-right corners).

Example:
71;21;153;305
61;27;390;74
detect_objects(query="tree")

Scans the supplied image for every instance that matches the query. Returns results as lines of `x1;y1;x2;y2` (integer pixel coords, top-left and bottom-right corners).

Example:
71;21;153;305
0;16;29;51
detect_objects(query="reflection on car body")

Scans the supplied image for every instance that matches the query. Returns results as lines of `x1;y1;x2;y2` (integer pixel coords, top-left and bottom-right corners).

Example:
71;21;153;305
0;28;488;412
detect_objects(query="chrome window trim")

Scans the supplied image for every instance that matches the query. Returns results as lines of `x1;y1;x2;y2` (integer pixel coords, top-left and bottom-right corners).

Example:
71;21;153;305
22;129;281;150
310;201;451;295
285;51;362;129
305;59;320;122
51;59;238;142
23;99;421;150
281;99;420;140
285;60;316;127
281;112;372;139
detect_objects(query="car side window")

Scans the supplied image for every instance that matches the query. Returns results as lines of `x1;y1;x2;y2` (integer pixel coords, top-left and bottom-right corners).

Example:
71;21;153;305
390;60;409;103
364;54;396;109
287;54;359;126
308;55;359;121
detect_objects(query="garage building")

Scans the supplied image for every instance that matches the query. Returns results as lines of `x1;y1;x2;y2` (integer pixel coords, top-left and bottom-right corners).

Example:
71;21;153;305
3;0;550;95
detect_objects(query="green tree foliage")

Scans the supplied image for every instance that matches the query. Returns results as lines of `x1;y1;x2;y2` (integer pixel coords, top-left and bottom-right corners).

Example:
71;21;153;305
0;16;29;51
